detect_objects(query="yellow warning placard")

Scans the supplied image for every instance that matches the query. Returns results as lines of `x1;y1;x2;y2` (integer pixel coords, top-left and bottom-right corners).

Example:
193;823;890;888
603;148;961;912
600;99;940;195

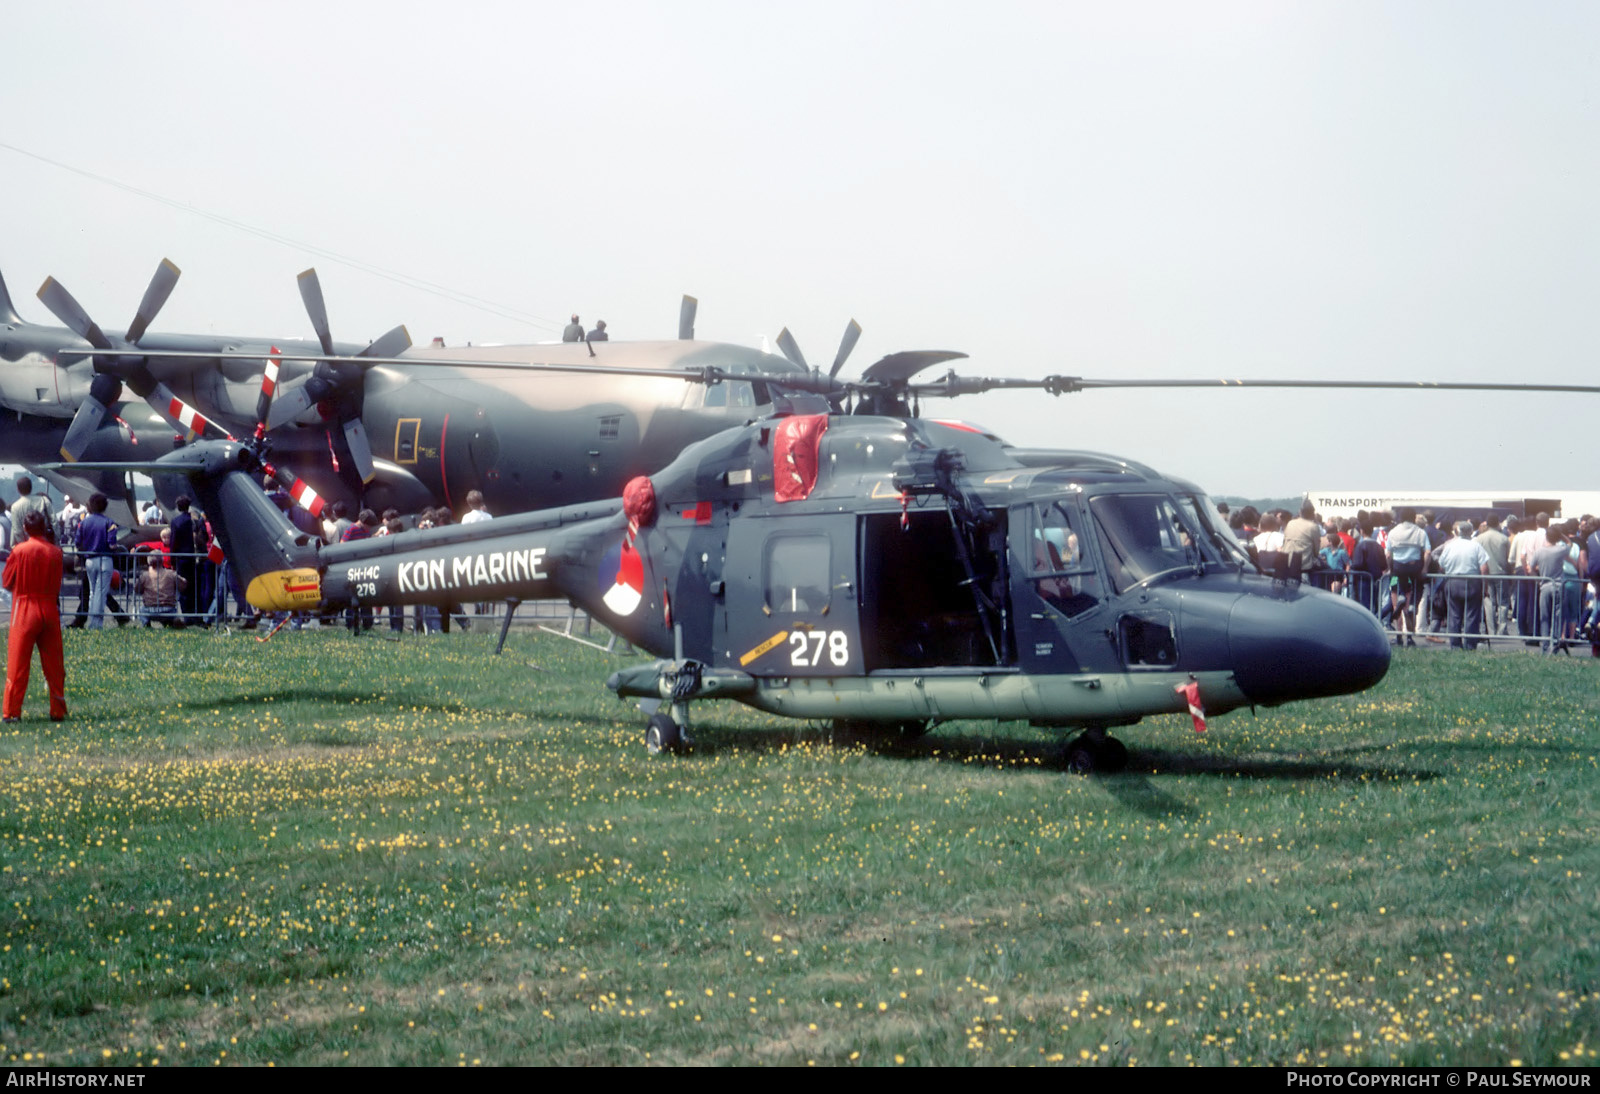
739;630;789;667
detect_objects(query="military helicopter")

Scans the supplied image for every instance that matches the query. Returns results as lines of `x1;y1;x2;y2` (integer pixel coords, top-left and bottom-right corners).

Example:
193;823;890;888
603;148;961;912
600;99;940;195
1;260;814;522
58;352;1430;774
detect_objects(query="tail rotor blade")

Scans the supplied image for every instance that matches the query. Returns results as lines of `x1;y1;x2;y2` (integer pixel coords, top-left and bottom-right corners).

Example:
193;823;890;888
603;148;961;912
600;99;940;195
775;328;807;369
679;295;697;340
125;258;181;344
297;268;335;356
830;319;862;379
36;277;113;351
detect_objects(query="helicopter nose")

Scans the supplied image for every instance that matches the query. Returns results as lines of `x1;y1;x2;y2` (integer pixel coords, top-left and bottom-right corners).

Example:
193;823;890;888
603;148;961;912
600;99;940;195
1228;587;1391;705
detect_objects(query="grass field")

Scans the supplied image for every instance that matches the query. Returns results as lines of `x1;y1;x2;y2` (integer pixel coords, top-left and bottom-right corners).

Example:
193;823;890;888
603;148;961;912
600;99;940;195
1;627;1596;1066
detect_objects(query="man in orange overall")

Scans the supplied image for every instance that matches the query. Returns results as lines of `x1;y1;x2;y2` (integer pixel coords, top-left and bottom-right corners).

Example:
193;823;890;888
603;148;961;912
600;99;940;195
3;510;67;722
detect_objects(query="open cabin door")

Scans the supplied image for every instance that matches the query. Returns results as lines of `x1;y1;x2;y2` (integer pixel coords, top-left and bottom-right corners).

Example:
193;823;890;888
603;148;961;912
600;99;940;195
858;509;1012;671
719;514;862;677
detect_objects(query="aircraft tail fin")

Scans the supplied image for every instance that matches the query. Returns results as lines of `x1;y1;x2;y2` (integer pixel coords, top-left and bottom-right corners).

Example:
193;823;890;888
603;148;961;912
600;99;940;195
0;267;20;324
196;467;326;611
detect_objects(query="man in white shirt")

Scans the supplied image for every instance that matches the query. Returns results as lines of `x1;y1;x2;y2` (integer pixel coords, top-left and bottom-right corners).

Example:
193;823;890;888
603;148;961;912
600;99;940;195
1432;521;1491;649
1385;508;1430;647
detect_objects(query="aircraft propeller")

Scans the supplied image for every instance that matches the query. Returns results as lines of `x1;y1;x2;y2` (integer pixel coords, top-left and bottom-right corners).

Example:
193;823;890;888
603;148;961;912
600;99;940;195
679;295;697;340
46;344;329;523
773;318;864;380
37;259;237;461
262;268;411;486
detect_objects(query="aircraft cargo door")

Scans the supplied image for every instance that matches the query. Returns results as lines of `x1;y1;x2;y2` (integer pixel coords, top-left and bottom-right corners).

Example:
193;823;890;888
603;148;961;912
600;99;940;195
719;515;861;678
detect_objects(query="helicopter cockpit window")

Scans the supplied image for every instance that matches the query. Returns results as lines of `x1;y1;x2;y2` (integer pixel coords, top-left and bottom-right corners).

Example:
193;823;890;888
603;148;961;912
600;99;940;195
1030;501;1103;618
1090;494;1217;594
1180;494;1254;568
764;534;831;614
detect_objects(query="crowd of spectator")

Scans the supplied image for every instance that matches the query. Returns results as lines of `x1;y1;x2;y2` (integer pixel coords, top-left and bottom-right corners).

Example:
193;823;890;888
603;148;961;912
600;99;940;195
1223;501;1600;656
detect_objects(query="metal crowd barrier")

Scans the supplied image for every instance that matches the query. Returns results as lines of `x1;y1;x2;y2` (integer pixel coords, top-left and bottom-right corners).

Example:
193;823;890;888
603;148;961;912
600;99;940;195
1304;568;1597;650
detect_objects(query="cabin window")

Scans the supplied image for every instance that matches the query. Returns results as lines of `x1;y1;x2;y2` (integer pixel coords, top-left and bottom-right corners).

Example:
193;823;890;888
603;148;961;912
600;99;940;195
1030;501;1103;618
394;418;421;464
764;534;831;614
1119;611;1178;668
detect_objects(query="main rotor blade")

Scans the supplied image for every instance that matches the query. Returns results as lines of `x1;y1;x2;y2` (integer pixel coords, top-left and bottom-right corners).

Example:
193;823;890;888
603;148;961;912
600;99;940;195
358;325;412;359
297;268;335;356
148;382;235;442
41;448;218;478
58;399;112;462
254;349;282;428
125;258;181;344
861;350;968;385
679;295;697;340
1058;377;1600;396
775;328;807;369
830;319;862;379
36;277;113;350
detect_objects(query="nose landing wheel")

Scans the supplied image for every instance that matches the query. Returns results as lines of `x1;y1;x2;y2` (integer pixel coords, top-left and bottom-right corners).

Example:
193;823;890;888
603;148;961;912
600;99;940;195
645;712;684;755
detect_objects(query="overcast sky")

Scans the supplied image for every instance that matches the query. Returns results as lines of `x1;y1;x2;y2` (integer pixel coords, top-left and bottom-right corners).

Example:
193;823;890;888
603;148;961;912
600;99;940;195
4;1;1596;496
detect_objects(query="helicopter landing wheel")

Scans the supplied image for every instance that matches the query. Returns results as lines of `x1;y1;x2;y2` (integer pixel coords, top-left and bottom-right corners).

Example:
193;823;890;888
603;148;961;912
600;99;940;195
645;712;682;755
1063;732;1129;775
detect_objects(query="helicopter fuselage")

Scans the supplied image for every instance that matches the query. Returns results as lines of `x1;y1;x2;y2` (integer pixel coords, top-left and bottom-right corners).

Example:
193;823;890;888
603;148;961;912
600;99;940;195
299;411;1392;734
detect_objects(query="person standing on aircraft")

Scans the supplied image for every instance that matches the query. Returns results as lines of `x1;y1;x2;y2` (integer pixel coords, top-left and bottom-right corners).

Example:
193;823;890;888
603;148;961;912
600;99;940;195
9;476;52;549
3;510;67;723
563;314;584;342
587;319;609;342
